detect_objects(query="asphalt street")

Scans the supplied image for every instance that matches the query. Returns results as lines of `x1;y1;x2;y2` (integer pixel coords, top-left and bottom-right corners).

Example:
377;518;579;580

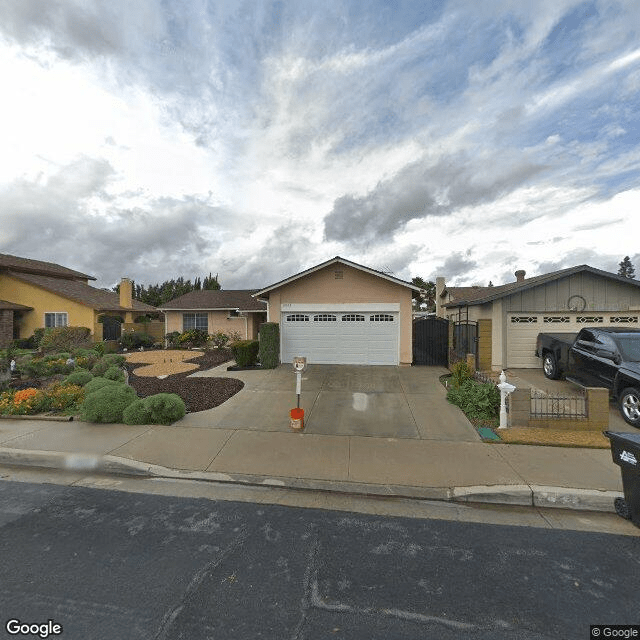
0;479;638;640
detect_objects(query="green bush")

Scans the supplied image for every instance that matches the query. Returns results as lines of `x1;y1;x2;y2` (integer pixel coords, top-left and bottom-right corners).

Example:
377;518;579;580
80;384;137;423
64;370;94;386
84;377;120;395
119;331;154;350
450;360;473;388
176;329;209;348
123;393;186;425
446;379;500;422
165;331;181;348
231;340;259;367
92;354;126;376
258;323;279;369
103;366;125;382
39;326;92;353
92;341;105;356
210;331;230;349
43;353;71;362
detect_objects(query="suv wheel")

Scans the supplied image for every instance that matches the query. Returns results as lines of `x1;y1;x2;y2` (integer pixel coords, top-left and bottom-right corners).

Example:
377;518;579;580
542;353;559;379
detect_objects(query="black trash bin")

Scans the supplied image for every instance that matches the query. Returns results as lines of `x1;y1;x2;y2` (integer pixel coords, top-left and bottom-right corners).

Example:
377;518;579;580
604;431;640;527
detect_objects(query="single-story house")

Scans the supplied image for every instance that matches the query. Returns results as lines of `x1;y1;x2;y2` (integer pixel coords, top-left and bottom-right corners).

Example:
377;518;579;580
158;290;267;341
253;256;421;366
437;265;640;371
0;253;156;346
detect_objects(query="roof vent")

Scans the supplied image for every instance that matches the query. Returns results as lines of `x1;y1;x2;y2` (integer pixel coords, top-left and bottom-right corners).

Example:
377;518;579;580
334;270;343;279
515;270;526;283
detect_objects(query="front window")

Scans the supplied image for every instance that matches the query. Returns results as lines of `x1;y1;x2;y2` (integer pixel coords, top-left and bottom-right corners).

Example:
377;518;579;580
44;312;68;328
183;312;208;332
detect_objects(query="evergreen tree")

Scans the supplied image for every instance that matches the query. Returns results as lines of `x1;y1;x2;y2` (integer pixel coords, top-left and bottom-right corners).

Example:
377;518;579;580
411;277;436;311
618;256;636;279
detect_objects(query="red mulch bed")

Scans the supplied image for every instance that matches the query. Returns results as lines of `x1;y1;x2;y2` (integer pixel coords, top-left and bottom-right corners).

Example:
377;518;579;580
125;349;244;413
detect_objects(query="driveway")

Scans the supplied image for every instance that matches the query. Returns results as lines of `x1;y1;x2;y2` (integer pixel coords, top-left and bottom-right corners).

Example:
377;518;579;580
182;364;480;442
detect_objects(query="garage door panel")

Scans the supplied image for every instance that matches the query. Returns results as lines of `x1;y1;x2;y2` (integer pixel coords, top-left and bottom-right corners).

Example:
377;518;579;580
282;310;399;365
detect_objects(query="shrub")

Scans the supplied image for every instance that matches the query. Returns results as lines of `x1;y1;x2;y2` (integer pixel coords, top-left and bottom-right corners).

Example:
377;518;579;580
258;323;279;369
446;379;500;423
20;358;50;379
84;377;120;395
103;365;125;383
12;336;37;349
450;360;473;388
176;329;209;348
119;331;154;351
64;370;94;386
80;384;137;423
231;340;259;367
92;354;126;376
123;393;186;425
39;326;92;353
210;331;230;349
165;331;181;348
46;383;85;412
92;341;105;356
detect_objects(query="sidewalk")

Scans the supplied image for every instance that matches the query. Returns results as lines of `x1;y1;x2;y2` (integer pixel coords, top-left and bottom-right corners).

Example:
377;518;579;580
0;414;624;513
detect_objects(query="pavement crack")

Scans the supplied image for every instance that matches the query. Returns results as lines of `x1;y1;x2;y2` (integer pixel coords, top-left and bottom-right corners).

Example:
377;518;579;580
153;526;250;640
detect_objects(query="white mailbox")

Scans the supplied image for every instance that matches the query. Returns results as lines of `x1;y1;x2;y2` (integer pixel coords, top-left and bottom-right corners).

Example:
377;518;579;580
293;356;307;373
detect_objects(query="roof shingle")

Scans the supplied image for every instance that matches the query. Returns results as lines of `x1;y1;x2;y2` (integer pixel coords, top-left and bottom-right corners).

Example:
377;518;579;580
0;253;94;280
159;290;266;311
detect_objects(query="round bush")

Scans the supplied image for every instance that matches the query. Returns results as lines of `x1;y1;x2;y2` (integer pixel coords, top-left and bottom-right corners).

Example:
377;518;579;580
92;354;125;376
103;365;125;382
103;354;126;366
84;377;120;395
144;393;186;425
122;399;151;425
80;384;137;423
64;370;94;386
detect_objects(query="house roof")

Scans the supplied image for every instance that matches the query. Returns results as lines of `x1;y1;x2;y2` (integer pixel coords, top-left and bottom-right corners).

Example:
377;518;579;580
253;256;422;298
0;299;32;311
0;253;95;281
443;264;640;308
158;290;267;312
8;271;156;313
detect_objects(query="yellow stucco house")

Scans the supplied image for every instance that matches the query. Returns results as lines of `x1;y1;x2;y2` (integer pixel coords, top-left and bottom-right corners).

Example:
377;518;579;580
0;253;156;347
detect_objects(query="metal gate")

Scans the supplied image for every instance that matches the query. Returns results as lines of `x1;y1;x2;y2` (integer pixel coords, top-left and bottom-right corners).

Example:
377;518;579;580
413;316;449;366
452;321;477;365
101;316;122;341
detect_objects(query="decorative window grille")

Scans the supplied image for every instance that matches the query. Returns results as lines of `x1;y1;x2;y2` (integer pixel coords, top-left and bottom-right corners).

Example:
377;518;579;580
510;316;538;323
286;314;309;322
313;314;337;321
183;312;208;331
610;316;639;323
370;314;394;322
341;314;365;322
543;316;570;323
44;312;68;328
577;316;603;323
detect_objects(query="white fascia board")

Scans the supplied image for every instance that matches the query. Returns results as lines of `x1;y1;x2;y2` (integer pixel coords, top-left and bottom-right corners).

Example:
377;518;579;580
280;303;400;312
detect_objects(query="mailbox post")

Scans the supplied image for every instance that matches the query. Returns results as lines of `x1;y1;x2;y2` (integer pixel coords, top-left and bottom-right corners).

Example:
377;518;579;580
290;357;307;431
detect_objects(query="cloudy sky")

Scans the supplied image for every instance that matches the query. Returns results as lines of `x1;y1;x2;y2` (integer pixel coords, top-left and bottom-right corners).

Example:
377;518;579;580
1;0;639;291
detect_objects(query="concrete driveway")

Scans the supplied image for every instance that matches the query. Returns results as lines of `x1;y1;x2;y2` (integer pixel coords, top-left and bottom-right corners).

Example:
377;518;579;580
183;364;480;442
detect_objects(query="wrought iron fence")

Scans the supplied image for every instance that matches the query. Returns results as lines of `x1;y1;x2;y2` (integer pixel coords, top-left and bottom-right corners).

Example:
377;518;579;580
530;388;587;419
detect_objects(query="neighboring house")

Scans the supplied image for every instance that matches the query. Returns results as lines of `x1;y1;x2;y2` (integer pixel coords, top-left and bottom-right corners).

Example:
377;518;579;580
253;256;421;366
158;290;267;341
0;253;156;347
437;265;640;371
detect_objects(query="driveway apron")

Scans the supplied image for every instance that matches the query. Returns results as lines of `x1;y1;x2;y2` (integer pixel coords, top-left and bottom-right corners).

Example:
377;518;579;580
184;364;480;442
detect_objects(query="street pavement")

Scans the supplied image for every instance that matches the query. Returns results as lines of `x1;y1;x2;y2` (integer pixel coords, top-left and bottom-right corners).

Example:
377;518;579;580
0;364;634;517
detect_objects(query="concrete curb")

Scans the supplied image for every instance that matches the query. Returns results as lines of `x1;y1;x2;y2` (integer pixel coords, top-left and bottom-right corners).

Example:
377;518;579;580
0;447;622;513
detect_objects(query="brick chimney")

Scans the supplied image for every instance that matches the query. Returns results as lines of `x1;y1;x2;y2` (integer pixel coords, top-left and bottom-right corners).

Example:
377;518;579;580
119;278;133;308
515;270;526;283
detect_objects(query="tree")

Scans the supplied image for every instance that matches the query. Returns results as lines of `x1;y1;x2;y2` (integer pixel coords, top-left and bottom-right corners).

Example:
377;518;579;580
411;277;436;311
618;256;636;279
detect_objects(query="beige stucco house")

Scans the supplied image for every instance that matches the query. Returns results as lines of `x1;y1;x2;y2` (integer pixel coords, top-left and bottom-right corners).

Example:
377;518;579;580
0;253;156;346
254;257;421;366
437;265;640;371
158;290;267;340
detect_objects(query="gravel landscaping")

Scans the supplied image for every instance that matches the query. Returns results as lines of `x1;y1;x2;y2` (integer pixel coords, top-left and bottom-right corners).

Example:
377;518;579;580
125;349;244;413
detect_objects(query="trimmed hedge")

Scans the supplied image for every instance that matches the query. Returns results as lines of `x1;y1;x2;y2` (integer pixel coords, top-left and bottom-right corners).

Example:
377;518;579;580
123;393;186;425
258;323;279;369
80;384;137;423
231;340;259;367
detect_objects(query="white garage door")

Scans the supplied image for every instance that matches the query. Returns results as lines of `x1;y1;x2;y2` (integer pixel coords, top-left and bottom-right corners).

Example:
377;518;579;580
506;313;640;368
281;311;399;365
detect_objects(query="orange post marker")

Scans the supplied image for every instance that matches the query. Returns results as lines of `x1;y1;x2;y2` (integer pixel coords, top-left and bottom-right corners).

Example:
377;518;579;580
289;407;304;431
